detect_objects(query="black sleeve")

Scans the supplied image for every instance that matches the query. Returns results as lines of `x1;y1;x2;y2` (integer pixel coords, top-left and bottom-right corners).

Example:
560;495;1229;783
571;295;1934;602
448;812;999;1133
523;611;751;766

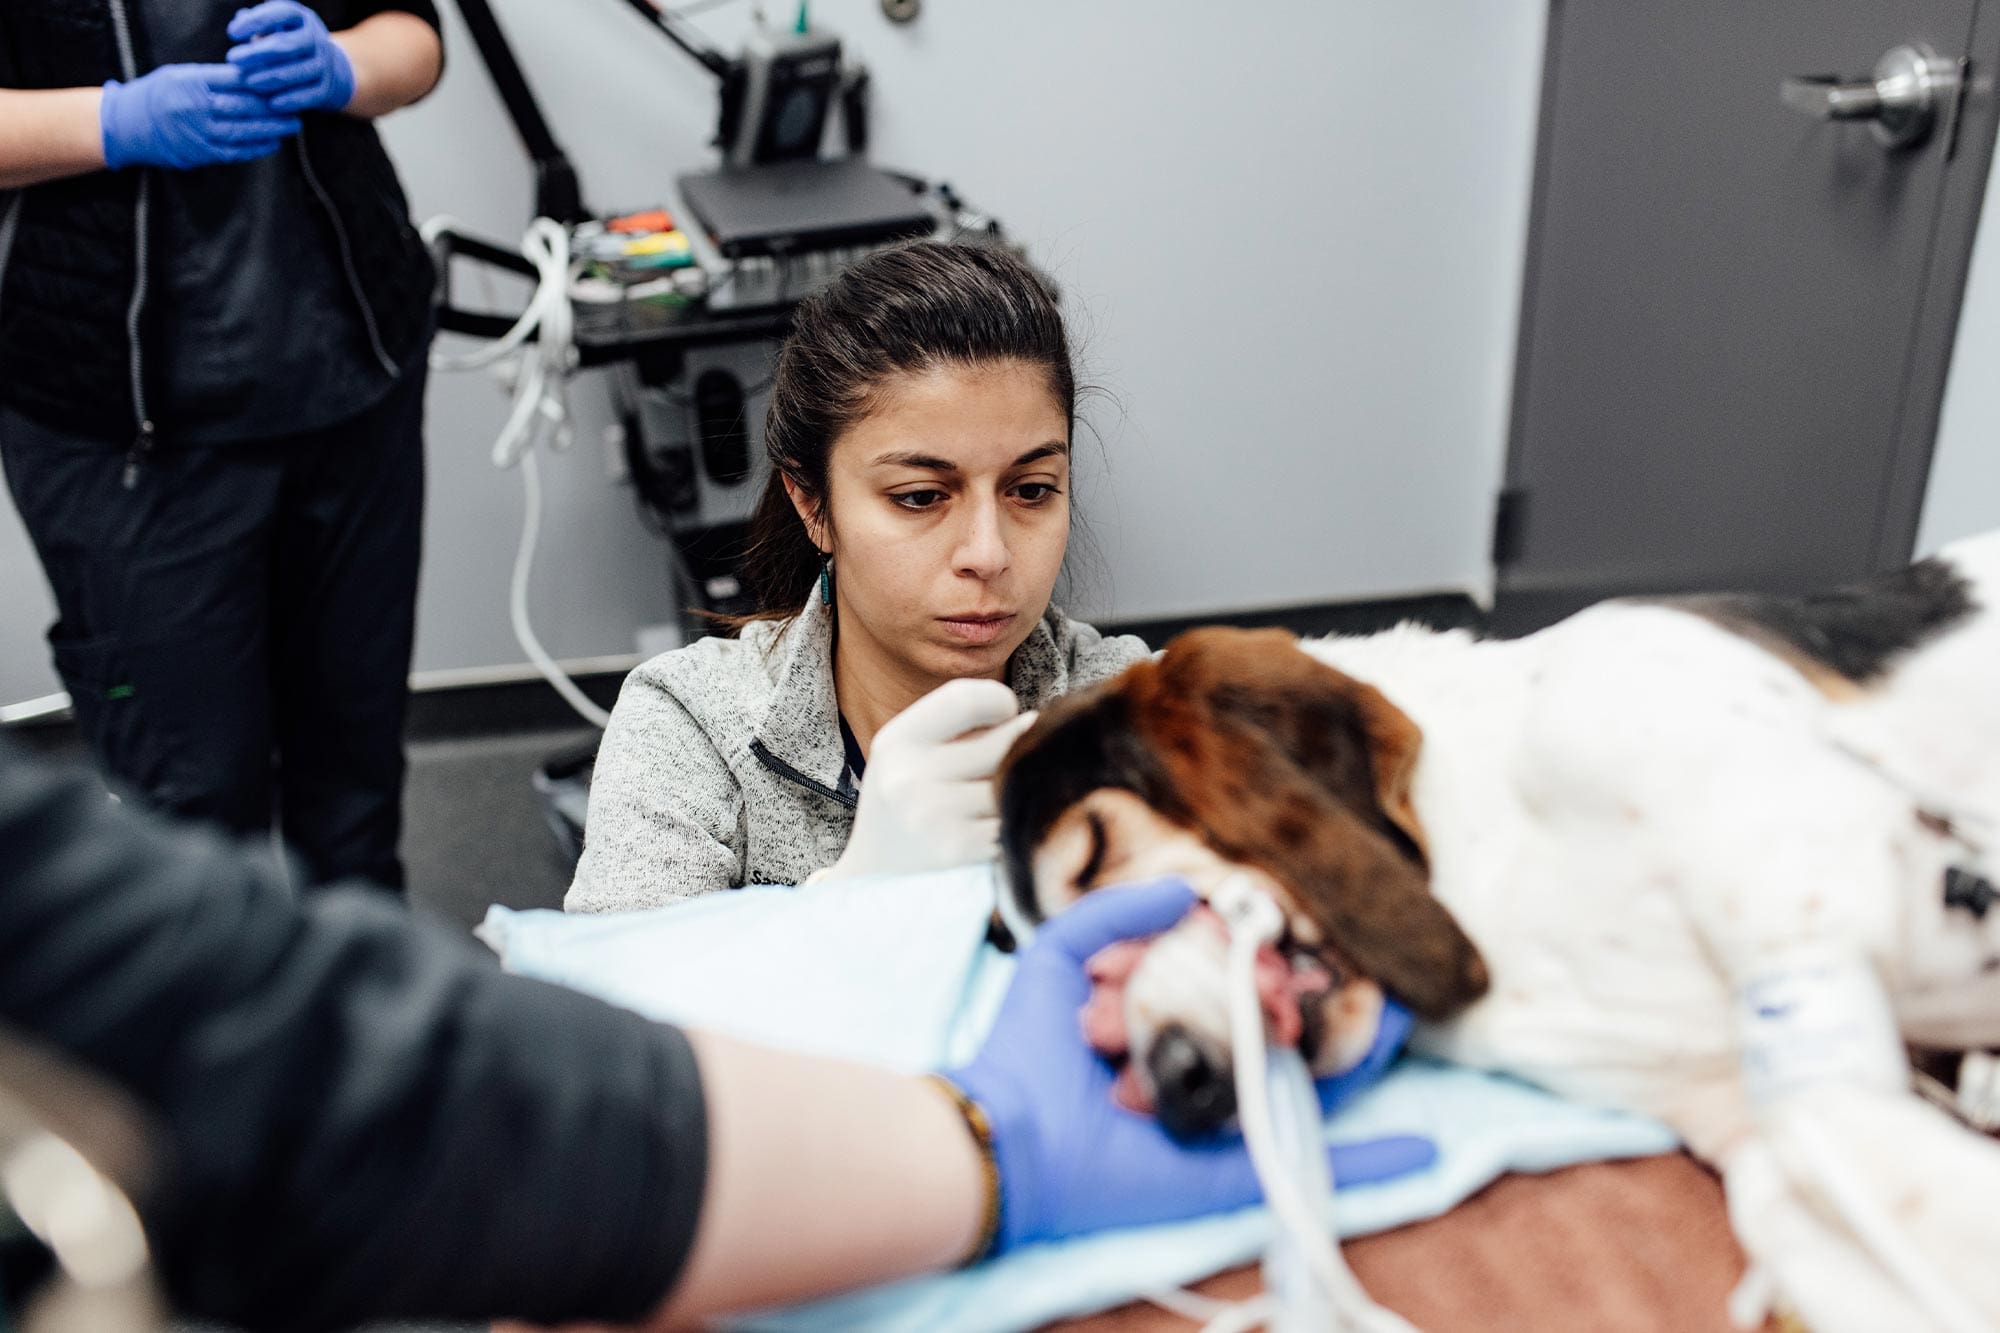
0;742;707;1333
347;0;442;33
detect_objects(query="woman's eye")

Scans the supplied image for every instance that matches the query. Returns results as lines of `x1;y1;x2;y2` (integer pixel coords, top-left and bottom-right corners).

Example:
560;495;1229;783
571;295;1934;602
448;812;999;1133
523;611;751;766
1013;483;1063;504
891;490;947;510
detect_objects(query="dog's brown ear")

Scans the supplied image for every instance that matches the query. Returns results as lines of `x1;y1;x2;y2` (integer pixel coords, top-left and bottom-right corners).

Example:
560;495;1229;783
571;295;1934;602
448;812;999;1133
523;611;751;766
1140;627;1488;1020
1347;676;1428;860
1223;784;1481;1020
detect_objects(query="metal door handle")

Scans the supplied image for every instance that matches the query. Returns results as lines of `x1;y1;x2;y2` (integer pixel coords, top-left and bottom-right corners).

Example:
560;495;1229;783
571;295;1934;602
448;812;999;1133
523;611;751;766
1781;43;1961;149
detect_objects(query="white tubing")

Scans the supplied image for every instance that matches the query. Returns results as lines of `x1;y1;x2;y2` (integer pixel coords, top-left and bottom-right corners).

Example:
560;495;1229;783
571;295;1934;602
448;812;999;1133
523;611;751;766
1144;1286;1255;1324
511;450;612;731
1167;873;1421;1333
1224;929;1417;1333
422;214;606;731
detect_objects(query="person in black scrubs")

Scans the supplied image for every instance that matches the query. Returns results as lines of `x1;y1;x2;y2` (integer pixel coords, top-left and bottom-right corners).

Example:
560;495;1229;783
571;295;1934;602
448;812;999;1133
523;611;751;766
0;1;443;890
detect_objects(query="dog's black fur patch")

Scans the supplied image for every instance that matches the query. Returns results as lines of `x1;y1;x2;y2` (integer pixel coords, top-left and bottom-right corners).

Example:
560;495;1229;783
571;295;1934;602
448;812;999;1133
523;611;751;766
1945;866;1998;920
1661;558;1978;685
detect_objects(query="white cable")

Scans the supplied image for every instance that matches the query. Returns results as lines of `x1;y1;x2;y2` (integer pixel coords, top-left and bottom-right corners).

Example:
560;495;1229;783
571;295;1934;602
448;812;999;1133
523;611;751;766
421;213;606;730
512;449;612;731
1131;877;1421;1332
1196;1295;1280;1333
1144;1286;1250;1323
1213;875;1421;1333
420;214;561;373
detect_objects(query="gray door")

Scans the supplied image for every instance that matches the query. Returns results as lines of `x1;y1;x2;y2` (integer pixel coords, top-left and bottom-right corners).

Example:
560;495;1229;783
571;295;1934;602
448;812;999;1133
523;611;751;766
1498;1;2000;624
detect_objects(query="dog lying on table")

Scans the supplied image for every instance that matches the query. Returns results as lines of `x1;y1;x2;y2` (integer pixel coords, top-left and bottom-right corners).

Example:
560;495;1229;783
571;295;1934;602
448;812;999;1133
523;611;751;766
996;530;2000;1333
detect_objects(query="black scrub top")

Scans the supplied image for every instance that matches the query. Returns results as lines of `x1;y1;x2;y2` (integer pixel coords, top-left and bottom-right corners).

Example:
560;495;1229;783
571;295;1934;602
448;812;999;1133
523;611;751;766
144;1;403;445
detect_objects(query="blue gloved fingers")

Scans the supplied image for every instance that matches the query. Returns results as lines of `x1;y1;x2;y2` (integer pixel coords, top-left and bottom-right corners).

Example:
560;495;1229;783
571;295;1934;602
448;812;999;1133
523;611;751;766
192;62;250;92
208;114;302;145
239;63;320;98
208;90;285;120
265;84;338;114
1312;997;1416;1115
229;27;315;64
225;4;353;113
1013;1111;1439;1247
1032;877;1198;967
229;30;319;80
100;62;304;170
1124;1131;1435;1219
227;1;311;42
1107;1129;1435;1225
1328;1133;1436;1186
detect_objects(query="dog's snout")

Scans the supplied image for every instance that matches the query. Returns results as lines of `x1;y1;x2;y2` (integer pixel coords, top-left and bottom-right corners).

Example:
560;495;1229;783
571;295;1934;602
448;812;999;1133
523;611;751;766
1148;1023;1236;1141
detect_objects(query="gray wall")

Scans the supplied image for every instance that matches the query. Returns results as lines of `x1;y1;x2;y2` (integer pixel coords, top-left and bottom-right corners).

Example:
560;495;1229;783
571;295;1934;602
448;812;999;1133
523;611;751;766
3;1;1548;703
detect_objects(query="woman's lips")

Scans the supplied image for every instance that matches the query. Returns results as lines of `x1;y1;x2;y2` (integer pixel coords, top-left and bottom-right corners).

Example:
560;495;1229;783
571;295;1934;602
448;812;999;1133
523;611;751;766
939;614;1016;646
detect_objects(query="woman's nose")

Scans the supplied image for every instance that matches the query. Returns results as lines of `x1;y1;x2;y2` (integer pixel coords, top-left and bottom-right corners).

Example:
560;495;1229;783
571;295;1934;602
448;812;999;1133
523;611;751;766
954;500;1011;579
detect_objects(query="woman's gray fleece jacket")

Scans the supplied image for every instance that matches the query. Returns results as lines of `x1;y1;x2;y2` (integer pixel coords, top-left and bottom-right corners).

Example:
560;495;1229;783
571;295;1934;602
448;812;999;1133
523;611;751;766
565;597;1150;913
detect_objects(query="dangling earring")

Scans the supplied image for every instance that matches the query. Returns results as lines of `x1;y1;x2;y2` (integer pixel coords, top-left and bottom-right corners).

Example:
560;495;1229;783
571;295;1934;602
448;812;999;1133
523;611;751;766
818;553;833;607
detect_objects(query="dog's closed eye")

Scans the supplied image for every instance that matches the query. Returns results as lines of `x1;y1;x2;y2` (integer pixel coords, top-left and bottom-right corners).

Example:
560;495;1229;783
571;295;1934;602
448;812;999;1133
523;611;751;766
1077;810;1107;889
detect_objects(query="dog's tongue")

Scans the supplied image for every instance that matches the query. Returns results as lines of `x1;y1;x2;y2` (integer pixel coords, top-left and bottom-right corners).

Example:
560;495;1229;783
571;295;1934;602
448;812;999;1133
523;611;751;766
1081;938;1150;1056
1114;1061;1155;1114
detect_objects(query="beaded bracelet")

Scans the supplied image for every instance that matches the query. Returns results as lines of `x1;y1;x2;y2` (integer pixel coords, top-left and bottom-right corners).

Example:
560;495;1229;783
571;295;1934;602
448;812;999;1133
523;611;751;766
924;1074;1002;1267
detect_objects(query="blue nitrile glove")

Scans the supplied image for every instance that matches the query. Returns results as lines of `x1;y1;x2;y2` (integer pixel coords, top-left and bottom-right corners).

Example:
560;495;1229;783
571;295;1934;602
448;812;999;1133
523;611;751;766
943;877;1434;1255
99;64;301;171
226;2;357;115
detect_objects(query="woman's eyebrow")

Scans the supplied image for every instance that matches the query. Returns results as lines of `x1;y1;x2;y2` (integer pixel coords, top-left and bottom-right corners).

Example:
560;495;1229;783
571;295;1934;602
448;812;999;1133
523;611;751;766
867;443;1069;472
871;450;958;471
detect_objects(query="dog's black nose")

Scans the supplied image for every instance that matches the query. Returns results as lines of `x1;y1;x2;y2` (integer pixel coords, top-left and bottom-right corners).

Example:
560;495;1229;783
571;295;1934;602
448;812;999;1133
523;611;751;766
1149;1023;1237;1142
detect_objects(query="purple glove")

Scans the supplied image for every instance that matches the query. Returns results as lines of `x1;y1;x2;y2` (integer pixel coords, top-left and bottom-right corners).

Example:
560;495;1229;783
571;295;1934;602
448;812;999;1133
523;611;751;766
226;2;357;115
99;63;301;171
944;878;1434;1254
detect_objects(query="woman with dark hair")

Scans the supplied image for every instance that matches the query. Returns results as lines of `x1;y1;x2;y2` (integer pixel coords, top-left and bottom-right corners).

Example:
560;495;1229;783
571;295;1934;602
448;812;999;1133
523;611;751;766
567;242;1150;912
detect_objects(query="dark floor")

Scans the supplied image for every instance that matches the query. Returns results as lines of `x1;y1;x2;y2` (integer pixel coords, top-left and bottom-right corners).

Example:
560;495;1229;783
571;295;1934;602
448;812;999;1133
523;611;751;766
401;726;598;927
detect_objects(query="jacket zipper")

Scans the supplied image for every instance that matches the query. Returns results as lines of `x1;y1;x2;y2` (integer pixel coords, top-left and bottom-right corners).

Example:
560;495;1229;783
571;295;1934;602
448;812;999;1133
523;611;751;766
296;136;399;378
750;739;858;810
121;175;155;489
106;0;156;489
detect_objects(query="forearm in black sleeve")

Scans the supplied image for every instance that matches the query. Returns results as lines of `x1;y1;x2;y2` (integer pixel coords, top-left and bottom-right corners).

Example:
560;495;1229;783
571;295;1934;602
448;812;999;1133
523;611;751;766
0;744;706;1332
346;0;442;33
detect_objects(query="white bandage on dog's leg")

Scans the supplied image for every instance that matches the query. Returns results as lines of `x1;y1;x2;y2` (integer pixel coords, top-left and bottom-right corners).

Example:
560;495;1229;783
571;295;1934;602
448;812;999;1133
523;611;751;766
1736;945;1906;1106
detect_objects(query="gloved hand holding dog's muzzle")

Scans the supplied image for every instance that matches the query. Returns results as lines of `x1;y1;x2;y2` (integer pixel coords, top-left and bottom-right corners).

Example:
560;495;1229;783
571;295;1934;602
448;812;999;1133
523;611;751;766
941;878;1434;1256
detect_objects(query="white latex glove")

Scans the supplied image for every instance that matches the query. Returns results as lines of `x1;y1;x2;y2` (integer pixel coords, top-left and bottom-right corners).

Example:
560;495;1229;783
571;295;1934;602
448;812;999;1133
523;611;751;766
818;678;1038;882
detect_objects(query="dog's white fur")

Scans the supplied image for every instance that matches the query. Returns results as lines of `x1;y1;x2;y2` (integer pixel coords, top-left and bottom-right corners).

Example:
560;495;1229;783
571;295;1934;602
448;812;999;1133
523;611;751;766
1127;530;2000;1331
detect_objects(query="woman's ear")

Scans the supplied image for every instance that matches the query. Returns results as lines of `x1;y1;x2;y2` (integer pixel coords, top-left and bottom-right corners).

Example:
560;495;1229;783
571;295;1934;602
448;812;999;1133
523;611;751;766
781;474;831;553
